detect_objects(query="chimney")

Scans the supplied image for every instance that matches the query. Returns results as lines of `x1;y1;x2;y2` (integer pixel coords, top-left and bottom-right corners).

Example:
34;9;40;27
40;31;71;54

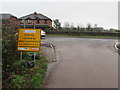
34;12;37;15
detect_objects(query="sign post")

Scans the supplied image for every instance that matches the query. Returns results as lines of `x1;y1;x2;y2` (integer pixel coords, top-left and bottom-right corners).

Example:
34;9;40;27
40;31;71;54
17;28;41;61
34;52;35;62
20;52;22;60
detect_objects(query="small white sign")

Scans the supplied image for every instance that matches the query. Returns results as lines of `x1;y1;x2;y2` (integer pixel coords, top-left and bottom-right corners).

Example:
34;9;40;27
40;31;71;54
24;30;36;33
18;47;28;50
32;48;39;50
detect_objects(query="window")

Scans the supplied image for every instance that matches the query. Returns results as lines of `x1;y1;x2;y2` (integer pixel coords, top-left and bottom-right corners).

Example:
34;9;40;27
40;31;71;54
9;20;12;23
20;20;24;24
27;19;31;24
44;20;47;24
36;20;40;24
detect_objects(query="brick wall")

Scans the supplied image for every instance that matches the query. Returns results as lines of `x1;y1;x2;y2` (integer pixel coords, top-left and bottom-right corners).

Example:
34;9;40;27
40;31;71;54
18;19;52;27
47;20;52;26
9;16;18;25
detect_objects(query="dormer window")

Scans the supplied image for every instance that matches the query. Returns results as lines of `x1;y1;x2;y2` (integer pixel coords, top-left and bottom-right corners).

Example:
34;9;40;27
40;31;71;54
27;19;31;24
36;20;40;24
44;20;47;24
20;19;24;24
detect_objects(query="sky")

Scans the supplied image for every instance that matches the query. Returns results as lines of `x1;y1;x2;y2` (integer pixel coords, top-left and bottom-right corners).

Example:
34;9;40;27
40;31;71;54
0;0;119;29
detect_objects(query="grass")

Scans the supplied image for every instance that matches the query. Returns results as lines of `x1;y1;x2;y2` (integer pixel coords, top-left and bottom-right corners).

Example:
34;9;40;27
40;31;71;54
47;34;119;39
78;35;119;39
12;75;26;88
31;55;48;88
11;52;48;88
47;34;69;37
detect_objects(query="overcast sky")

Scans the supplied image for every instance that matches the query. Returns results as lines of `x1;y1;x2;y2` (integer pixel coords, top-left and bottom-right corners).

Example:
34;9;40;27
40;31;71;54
0;1;119;29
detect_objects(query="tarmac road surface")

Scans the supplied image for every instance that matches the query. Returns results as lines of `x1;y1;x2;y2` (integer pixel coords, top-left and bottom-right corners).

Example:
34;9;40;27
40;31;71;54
42;37;118;88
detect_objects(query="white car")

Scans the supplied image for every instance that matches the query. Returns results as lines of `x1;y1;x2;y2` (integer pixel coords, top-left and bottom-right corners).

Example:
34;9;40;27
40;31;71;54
41;30;46;38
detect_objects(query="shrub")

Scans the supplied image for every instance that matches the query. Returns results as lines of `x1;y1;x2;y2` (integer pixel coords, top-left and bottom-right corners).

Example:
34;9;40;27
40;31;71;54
12;75;25;88
2;19;20;87
31;73;43;88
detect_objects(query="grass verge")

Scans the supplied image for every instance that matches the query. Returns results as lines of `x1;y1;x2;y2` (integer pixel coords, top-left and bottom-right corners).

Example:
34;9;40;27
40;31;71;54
11;52;48;88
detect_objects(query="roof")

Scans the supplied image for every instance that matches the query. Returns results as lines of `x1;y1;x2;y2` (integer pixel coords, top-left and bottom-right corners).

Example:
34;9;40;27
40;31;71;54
0;14;17;19
19;12;52;21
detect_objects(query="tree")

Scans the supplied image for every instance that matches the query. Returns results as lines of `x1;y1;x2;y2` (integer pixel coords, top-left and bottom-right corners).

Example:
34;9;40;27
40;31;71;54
64;22;70;28
77;24;84;31
109;28;117;32
94;24;97;28
70;22;74;29
63;22;70;31
86;23;92;32
2;19;20;88
77;26;80;31
53;19;61;31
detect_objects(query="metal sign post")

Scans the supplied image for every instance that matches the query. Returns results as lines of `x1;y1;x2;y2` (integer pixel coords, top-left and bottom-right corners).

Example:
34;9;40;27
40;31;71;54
20;52;22;60
20;21;25;60
33;24;36;62
34;52;36;62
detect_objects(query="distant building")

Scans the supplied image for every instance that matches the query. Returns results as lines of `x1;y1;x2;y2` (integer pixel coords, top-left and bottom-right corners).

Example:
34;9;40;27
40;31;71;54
0;14;18;26
18;12;52;29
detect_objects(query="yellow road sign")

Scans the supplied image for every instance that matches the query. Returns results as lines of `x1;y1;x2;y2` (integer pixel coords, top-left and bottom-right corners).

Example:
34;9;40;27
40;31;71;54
17;28;41;52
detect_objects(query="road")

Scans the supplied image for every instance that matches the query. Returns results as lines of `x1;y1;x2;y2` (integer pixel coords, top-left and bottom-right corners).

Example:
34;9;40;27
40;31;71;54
42;37;118;88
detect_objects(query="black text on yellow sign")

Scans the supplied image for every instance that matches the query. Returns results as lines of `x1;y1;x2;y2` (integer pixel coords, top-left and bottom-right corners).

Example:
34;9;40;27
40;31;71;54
17;28;41;52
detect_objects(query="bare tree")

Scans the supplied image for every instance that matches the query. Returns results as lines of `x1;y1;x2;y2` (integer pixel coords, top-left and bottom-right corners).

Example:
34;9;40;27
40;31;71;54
94;24;97;28
86;23;92;32
70;22;74;29
64;22;70;28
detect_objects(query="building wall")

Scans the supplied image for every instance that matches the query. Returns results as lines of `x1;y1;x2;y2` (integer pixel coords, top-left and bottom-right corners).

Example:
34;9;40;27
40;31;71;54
47;20;52;26
18;19;52;27
10;16;18;25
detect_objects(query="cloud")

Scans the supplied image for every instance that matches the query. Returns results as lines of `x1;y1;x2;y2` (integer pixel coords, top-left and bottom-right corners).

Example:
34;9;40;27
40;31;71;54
1;2;118;29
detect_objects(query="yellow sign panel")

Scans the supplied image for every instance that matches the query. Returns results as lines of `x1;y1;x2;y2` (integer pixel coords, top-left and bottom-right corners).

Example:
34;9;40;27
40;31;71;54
17;28;41;52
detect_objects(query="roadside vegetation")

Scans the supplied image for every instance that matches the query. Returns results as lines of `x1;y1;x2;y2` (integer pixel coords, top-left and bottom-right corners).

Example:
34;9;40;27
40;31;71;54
11;52;48;88
2;19;48;88
52;19;119;33
47;34;119;39
45;19;119;39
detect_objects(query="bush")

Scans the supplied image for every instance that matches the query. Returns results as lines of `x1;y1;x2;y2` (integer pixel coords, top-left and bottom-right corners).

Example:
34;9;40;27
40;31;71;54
12;75;25;88
44;29;119;37
31;73;43;88
2;20;48;88
2;19;20;87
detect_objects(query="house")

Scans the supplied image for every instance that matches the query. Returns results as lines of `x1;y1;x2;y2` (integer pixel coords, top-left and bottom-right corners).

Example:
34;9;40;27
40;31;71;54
18;12;52;29
0;14;18;26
